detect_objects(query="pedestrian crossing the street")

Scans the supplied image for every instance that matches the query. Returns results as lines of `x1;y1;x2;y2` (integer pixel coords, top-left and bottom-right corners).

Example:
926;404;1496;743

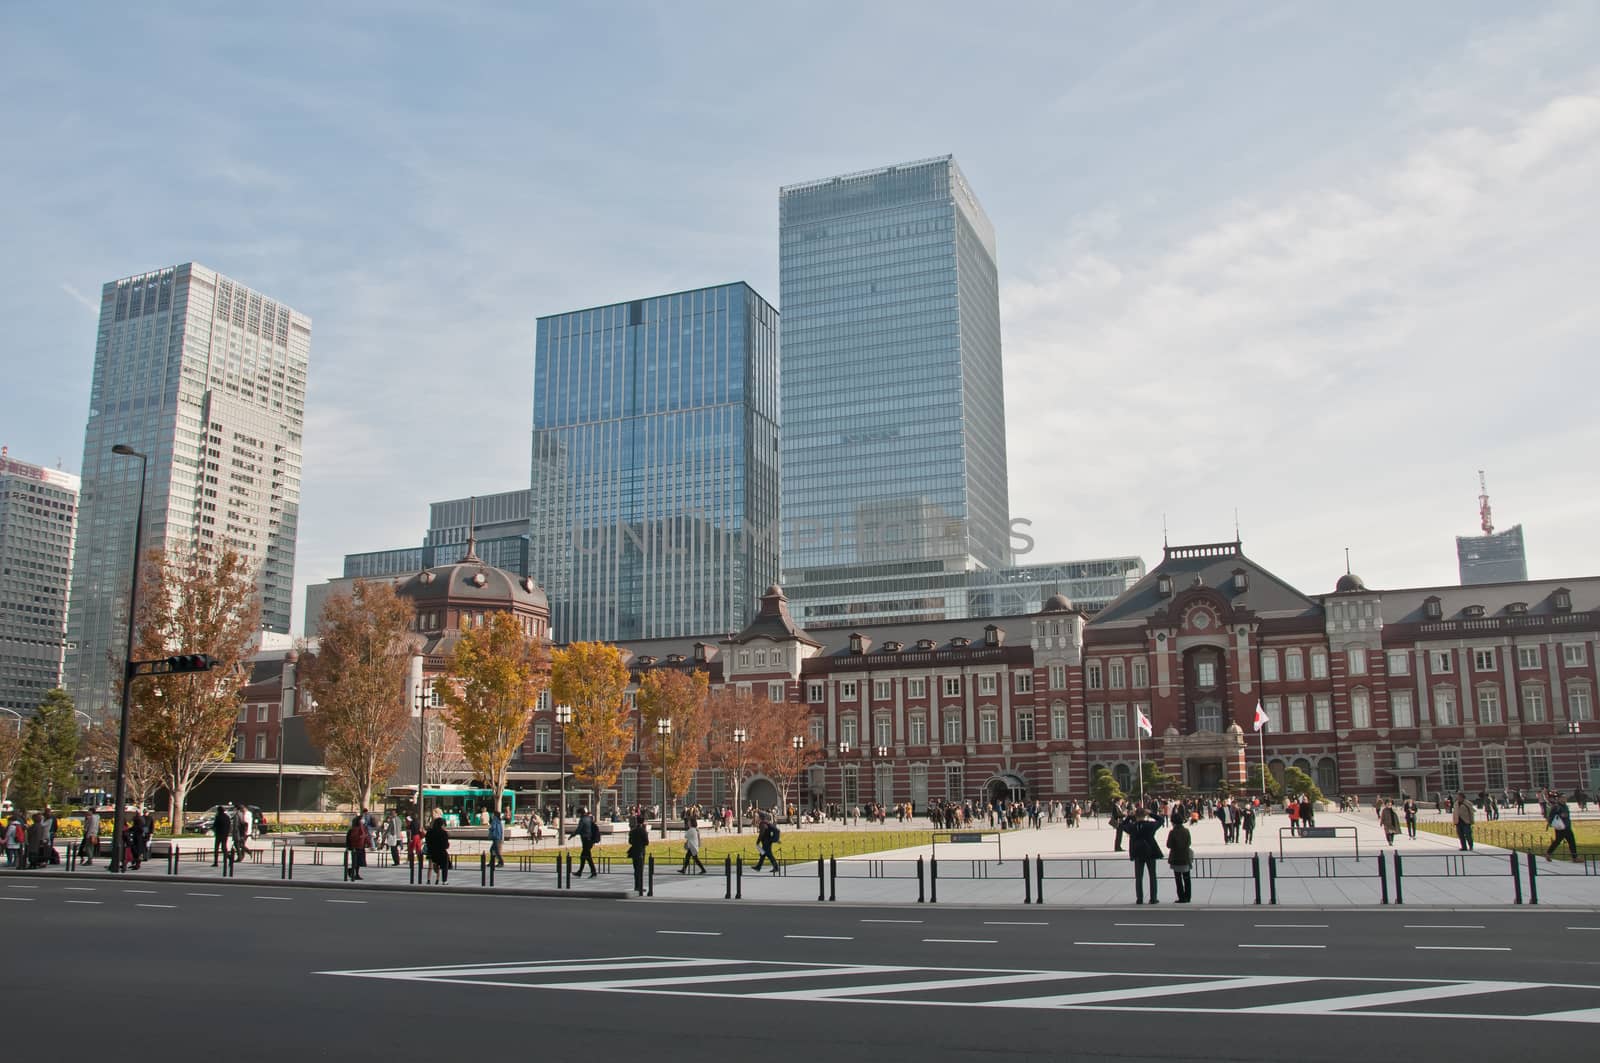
320;955;1600;1024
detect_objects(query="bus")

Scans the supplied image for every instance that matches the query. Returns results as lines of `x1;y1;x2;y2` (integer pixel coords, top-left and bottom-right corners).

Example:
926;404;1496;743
387;785;516;827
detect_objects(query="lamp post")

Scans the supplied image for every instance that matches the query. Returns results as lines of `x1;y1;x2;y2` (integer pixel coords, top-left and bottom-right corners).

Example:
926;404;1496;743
732;726;747;833
1568;721;1583;791
838;741;852;824
555;702;571;842
0;707;21;735
791;735;805;828
414;684;430;823
657;717;673;838
108;443;147;874
277;650;299;830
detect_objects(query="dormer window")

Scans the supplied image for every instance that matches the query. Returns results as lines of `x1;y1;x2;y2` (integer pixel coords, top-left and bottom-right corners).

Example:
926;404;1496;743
916;639;935;652
951;637;970;648
849;632;865;655
637;655;657;667
883;641;902;653
1157;574;1173;597
1232;568;1249;592
665;653;686;664
984;624;1001;647
1423;597;1443;620
1507;602;1528;616
1463;605;1485;619
692;642;709;663
1553;588;1573;612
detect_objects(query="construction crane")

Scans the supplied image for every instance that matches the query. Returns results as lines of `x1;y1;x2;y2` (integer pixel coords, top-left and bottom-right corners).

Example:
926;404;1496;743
1477;469;1494;535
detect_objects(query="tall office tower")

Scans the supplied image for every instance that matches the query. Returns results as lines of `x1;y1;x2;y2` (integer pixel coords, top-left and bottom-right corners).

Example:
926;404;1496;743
1458;526;1528;585
65;264;309;714
778;155;1012;625
0;451;80;711
529;283;780;642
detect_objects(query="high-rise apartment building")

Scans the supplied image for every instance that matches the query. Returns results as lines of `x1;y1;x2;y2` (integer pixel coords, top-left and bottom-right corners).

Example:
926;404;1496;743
65;263;309;714
0;451;80;711
529;283;780;642
778;155;1011;624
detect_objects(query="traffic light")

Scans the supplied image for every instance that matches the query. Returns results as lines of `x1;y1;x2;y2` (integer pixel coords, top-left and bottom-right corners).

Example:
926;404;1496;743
165;654;219;673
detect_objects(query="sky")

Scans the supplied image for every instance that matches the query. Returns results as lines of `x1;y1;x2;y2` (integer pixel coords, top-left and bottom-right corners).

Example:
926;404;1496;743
3;2;1597;633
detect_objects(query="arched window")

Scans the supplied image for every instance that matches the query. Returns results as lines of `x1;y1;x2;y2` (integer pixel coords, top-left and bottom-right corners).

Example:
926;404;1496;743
1114;763;1134;793
1292;757;1312;775
1316;757;1338;794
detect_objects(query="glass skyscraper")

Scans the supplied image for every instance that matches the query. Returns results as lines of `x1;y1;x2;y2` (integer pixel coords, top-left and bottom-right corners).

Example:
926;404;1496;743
779;155;1012;624
529;283;780;642
0;453;80;711
65;263;309;714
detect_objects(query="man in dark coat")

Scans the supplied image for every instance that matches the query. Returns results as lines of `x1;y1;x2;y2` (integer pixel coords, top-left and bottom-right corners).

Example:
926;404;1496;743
1121;806;1164;904
212;806;232;866
570;807;600;878
626;815;649;895
1546;791;1578;861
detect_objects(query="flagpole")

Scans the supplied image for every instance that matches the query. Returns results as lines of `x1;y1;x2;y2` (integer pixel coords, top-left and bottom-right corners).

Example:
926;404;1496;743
1136;725;1145;804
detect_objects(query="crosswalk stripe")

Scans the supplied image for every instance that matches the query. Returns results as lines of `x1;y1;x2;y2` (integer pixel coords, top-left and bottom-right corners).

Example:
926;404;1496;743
1245;980;1526;1015
1009;975;1297;1010
532;965;909;992
751;970;1091;1001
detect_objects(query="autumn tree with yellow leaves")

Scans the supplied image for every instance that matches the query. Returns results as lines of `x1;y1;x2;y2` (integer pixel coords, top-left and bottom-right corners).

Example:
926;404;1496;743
636;668;709;802
551;641;632;802
437;611;551;811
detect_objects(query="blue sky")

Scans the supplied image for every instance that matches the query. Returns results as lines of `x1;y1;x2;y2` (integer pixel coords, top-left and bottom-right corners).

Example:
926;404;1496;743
4;2;1597;631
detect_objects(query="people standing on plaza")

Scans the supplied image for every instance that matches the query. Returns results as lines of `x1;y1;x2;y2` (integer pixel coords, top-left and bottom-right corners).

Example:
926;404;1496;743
1403;798;1419;839
680;818;707;874
121;815;142;870
3;815;22;867
81;809;100;865
1452;792;1476;851
137;807;154;863
754;813;781;872
1241;803;1256;845
212;805;232;866
571;806;600;878
1166;814;1193;903
1109;800;1126;852
25;812;47;868
487;808;506;868
1298;795;1314;831
525;809;544;847
424;816;451;884
1379;799;1401;846
344;813;369;881
626;814;649;895
384;809;405;866
1122;807;1163;904
1545;791;1578;861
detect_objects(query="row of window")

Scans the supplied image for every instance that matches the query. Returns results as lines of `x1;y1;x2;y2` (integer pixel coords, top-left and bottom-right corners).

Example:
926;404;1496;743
803;671;1037;703
1256;643;1591;683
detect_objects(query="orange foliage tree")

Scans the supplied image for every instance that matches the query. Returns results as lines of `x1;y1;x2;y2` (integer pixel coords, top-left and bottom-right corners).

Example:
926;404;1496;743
437;611;551;811
550;641;631;807
636;669;710;807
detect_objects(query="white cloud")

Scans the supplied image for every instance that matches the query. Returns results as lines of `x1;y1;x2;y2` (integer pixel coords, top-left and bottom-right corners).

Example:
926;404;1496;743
58;283;97;315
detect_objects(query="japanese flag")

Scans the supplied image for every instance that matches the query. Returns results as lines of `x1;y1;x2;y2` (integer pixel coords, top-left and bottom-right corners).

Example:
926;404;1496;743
1136;708;1153;737
1253;703;1269;732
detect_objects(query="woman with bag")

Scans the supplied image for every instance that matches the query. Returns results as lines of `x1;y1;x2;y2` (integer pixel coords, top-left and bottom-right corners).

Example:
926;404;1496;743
344;814;369;881
424;817;451;884
1379;799;1401;846
1166;815;1193;904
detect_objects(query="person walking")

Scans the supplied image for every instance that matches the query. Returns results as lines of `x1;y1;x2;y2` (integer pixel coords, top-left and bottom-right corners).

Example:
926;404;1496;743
344;814;370;881
1379;799;1401;846
487;808;506;869
570;806;601;878
1241;804;1256;845
81;809;101;866
626;814;649;896
423;817;451;884
680;819;707;875
754;814;781;872
3;816;22;867
1109;800;1126;852
1166;815;1193;903
1545;791;1578;861
212;805;232;866
121;816;142;871
1122;807;1163;904
384;810;405;866
1403;797;1419;840
1452;792;1476;851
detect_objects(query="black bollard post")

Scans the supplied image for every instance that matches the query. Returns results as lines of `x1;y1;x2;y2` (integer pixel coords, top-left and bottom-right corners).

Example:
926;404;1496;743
725;854;732;900
288;847;294;880
1393;851;1405;905
818;857;825;903
342;850;349;882
480;852;487;887
280;848;287;881
564;852;572;890
1267;853;1277;905
930;856;938;904
1510;851;1522;905
736;854;743;900
1527;851;1538;906
1252;852;1261;905
490;855;496;888
1377;850;1389;905
917;855;925;904
647;855;654;897
829;856;837;902
1023;854;1031;904
1035;855;1044;905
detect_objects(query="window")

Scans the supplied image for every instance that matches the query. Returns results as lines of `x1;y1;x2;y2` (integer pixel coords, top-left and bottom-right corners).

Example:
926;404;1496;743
1195;661;1216;688
1351;688;1371;729
1196;702;1222;733
1433;687;1456;727
873;679;891;701
254;733;266;760
944;764;963;800
1522;684;1546;723
1571;684;1594;722
1111;706;1129;739
1390;689;1414;728
1264;696;1284;732
1440;749;1461;793
1529;746;1552;788
1310;652;1328;680
737;651;750;668
754;649;767;667
909;713;927;746
1048;665;1066;690
1285;650;1304;681
533;723;551;753
808;682;826;704
768;682;785;703
1014;671;1033;694
843;765;859;806
943;713;962;745
1564;643;1588;667
874;715;892;748
235;733;245;759
809;717;825;745
1050;703;1068;740
1260;651;1279;682
1087;706;1105;740
1485;750;1506;791
1131;659;1149;688
1356;747;1375;786
1108;660;1125;689
238;705;249;723
1348;649;1367;676
1475;686;1501;725
1517;646;1540;670
978;673;997;696
1086;663;1103;690
1387;651;1410;676
1314;694;1332;732
255;704;269;722
840;681;858;701
1431;651;1453;674
942;676;962;698
907;678;927;699
979;709;998;743
1288;696;1308;733
1474;649;1496;672
840;716;858;746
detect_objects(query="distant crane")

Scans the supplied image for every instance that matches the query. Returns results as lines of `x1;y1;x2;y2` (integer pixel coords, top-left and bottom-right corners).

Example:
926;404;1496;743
1477;469;1494;535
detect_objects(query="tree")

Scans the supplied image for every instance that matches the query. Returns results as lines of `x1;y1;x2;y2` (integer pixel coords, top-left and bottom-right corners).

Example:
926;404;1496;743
705;686;761;819
0;718;22;807
1142;760;1177;795
1282;766;1325;804
10;689;79;811
438;611;551;811
129;547;260;833
551;642;631;805
299;580;417;809
1090;766;1124;811
637;669;709;809
1248;763;1283;800
754;697;818;819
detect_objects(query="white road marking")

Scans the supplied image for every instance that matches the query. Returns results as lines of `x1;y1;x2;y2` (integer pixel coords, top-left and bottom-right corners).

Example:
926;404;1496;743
186;892;222;897
1568;927;1600;931
1404;924;1485;929
64;887;96;892
923;938;997;944
6;884;37;889
534;965;907;992
0;897;34;902
655;930;721;937
1415;946;1510;952
136;903;176;909
1254;923;1327;928
860;919;922;924
1114;923;1183;928
1011;975;1294;1010
122;889;157;895
754;970;1092;1001
65;900;102;905
785;935;853;940
252;896;292;901
1073;941;1155;947
1246;980;1526;1015
984;921;1048;926
1239;944;1326;950
327;899;367;904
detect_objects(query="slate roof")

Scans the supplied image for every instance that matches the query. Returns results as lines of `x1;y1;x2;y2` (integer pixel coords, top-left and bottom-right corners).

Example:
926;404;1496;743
1090;541;1322;628
1373;576;1600;624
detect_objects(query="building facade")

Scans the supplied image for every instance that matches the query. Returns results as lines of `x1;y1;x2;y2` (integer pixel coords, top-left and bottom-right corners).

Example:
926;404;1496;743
65;264;309;714
0;451;80;712
529;282;780;642
1458;525;1528;585
779;155;1012;625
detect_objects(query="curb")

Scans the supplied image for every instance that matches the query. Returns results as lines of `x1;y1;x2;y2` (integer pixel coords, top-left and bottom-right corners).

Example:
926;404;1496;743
27;870;630;901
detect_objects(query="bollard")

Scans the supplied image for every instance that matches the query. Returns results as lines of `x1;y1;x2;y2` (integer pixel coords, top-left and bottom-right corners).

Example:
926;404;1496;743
1377;850;1389;905
407;849;415;885
1251;852;1261;905
818;857;825;903
1393;851;1404;905
1527;851;1538;906
736;855;743;899
564;852;573;890
1023;854;1032;904
343;850;351;882
725;854;732;900
480;852;487;887
930;856;938;904
280;848;287;881
917;855;925;903
1035;855;1044;905
288;846;295;880
490;855;497;888
829;856;837;902
647;855;654;897
1267;853;1277;905
1510;851;1522;905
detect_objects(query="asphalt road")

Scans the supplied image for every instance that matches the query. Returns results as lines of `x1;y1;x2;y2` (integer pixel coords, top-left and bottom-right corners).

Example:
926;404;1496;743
4;877;1596;1061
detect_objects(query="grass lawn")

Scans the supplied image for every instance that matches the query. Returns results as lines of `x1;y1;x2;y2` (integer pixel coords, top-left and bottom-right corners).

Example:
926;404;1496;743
1416;818;1600;858
499;828;938;868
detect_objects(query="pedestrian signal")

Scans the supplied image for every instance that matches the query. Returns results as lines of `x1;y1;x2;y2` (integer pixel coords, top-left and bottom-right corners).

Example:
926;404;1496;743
165;654;219;673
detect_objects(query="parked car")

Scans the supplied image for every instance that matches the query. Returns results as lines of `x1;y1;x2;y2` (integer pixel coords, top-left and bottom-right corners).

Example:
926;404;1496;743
184;804;270;835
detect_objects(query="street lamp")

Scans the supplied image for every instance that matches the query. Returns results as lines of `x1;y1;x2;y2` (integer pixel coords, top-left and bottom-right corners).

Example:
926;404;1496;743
555;702;572;842
657;717;673;838
278;650;299;830
732;726;747;833
414;683;430;823
0;707;21;736
792;735;805;828
108;443;147;874
1568;721;1583;790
